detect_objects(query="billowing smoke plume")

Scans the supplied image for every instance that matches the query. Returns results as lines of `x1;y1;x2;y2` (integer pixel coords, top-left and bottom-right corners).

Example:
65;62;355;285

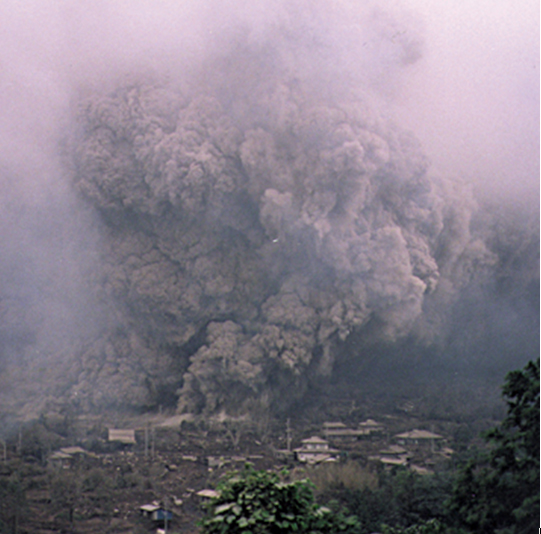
67;20;495;416
0;0;538;418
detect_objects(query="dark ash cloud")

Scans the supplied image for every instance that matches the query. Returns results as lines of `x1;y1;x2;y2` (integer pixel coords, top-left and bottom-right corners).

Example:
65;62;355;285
0;0;537;419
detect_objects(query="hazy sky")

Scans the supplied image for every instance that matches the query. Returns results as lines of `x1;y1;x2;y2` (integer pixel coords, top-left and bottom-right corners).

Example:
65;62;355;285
397;0;539;204
0;0;538;208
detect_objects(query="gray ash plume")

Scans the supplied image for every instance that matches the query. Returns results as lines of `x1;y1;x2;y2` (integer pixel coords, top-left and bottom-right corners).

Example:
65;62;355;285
67;27;499;416
0;0;537;420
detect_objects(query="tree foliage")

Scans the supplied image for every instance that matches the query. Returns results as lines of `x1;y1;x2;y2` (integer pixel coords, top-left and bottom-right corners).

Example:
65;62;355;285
449;358;539;533
0;476;27;534
199;464;359;534
327;468;456;533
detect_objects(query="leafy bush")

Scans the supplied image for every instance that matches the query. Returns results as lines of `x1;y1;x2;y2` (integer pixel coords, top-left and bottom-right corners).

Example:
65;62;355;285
199;464;360;533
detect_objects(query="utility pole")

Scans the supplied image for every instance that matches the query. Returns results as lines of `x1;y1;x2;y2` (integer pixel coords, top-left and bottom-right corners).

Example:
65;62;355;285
144;423;149;458
286;418;292;452
162;495;172;534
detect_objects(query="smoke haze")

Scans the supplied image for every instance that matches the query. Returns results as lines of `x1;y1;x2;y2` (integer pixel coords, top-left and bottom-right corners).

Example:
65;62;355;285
0;0;538;418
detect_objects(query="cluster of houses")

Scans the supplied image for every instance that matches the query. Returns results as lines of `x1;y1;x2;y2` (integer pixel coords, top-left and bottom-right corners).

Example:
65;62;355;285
48;429;138;469
323;419;385;440
289;420;451;475
43;421;452;531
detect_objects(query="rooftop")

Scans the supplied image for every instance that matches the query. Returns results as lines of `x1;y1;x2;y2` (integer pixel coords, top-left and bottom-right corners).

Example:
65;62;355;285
108;428;137;444
301;436;328;444
394;429;443;440
323;422;347;429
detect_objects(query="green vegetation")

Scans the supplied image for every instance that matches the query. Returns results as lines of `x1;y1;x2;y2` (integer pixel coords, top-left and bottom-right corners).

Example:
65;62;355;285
324;469;457;533
199;464;360;533
449;358;539;533
0;475;27;534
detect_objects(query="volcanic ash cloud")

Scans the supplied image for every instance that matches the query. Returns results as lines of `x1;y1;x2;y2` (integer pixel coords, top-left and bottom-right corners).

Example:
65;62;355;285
68;17;493;413
68;54;496;416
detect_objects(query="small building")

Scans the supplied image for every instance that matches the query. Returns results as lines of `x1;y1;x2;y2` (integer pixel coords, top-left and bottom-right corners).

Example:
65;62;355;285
48;451;73;470
48;446;88;469
380;456;409;470
394;429;444;451
379;444;410;458
323;423;364;441
140;503;173;522
323;420;384;442
369;444;411;471
357;419;384;436
323;422;347;437
108;428;136;445
294;436;339;464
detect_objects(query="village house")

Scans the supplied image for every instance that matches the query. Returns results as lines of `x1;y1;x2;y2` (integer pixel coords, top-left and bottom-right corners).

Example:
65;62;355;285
48;446;88;470
48;450;73;470
357;419;384;437
323;421;347;435
394;429;444;452
380;456;409;469
323;422;361;441
139;503;173;524
370;444;411;470
108;428;136;445
294;436;339;464
323;419;385;443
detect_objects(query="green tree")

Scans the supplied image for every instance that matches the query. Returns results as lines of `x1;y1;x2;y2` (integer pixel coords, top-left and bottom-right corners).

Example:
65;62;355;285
0;476;27;534
49;471;81;533
199;464;360;534
449;358;539;533
331;468;456;533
